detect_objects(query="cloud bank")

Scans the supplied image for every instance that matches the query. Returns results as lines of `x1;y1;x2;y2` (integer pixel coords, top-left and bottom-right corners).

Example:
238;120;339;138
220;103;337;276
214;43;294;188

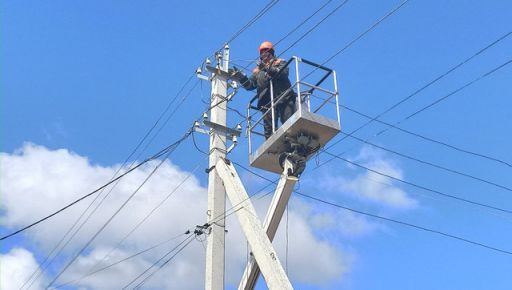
1;143;357;289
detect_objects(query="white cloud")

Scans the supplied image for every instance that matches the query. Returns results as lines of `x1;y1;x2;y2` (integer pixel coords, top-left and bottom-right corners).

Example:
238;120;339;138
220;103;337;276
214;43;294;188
1;143;353;289
0;248;45;290
321;146;417;210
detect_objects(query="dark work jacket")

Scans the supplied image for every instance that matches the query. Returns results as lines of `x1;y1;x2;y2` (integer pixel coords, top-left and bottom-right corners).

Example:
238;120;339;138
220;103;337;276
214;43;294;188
242;57;294;109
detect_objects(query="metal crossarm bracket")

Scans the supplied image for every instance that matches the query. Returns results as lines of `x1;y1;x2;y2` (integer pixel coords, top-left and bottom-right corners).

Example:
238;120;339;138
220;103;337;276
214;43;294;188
206;65;235;80
215;159;293;290
203;120;241;137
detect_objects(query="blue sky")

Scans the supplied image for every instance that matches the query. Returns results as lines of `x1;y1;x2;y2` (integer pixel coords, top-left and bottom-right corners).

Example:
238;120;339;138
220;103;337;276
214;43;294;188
2;0;512;289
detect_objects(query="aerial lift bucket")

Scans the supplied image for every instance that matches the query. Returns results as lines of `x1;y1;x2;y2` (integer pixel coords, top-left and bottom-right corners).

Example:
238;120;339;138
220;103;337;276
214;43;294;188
247;56;341;174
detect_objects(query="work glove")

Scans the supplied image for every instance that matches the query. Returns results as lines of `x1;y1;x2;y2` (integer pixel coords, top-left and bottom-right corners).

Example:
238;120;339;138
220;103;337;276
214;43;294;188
231;66;245;80
231;66;249;87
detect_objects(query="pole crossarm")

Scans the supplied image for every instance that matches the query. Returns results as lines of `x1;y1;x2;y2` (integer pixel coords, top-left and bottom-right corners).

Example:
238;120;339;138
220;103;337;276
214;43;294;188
215;159;293;290
239;159;297;290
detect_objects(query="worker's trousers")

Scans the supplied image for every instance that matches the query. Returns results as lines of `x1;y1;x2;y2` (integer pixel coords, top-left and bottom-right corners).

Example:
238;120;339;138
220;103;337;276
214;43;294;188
261;97;296;139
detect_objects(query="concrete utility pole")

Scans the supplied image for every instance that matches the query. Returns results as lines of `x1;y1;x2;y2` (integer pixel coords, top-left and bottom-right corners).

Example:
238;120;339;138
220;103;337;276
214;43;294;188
205;44;230;290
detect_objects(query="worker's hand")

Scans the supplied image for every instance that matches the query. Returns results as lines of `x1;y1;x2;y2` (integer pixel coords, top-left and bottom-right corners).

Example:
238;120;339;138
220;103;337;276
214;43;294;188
231;66;249;87
266;64;280;77
231;66;246;81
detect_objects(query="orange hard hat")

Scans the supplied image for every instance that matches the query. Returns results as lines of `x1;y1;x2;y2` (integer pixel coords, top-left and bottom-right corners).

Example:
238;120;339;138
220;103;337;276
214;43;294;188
258;41;274;53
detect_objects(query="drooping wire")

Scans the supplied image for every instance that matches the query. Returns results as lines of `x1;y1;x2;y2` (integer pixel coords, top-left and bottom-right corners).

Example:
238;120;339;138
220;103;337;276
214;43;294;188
192;131;209;156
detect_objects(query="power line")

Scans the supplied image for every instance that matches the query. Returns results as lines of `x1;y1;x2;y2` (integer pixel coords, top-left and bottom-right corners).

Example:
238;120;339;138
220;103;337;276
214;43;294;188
225;0;281;45
45;130;192;288
339;131;512;192
235;0;350;72
53;232;189;289
38;71;229;287
322;58;512;167
55;179;276;289
320;149;512;214
123;234;196;289
0;133;190;242
132;236;196;290
324;31;512;151
401;60;512;121
82;158;206;278
233;161;512;256
22;79;201;290
340;104;512;168
274;0;335;47
294;191;512;255
321;0;410;65
278;0;351;56
245;0;412;122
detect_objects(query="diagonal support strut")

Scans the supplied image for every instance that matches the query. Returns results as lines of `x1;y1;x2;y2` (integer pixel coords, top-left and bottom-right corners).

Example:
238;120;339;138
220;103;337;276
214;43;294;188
215;159;293;290
238;159;297;290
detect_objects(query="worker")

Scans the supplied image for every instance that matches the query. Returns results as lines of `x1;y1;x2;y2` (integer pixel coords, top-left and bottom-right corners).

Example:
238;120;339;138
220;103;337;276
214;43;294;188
232;41;296;139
